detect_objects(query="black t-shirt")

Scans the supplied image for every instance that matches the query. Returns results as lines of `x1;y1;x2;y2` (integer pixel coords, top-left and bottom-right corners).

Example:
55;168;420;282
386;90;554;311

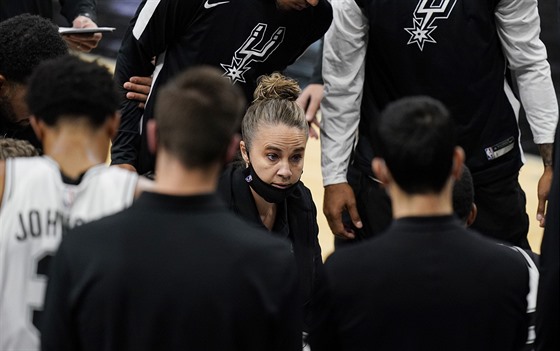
41;192;302;351
310;216;532;351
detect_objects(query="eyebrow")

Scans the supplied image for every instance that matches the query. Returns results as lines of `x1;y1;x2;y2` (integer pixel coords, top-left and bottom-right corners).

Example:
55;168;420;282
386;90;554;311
264;146;305;153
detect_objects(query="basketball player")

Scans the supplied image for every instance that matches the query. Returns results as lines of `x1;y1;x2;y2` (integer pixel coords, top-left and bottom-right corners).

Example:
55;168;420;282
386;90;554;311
309;97;538;350
41;66;301;351
321;0;557;249
111;0;332;174
0;56;145;350
0;14;68;146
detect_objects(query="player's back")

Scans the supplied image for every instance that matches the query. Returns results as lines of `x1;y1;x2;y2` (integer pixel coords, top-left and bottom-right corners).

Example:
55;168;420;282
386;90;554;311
0;156;138;350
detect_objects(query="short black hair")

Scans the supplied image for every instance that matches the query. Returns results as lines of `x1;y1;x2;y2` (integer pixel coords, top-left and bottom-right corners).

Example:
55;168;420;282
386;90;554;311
452;165;474;222
155;66;246;168
26;56;119;127
0;14;68;83
374;96;456;194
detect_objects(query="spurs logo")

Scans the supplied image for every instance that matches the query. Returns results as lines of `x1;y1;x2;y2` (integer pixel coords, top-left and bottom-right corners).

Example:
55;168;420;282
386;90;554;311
404;0;457;51
221;23;285;84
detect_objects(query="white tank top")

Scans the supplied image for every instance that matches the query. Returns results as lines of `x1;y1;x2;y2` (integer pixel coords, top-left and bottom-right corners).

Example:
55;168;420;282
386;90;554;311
0;156;138;350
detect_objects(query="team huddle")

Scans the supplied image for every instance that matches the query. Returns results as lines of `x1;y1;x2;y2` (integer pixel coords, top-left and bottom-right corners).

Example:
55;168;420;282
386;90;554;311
0;0;559;350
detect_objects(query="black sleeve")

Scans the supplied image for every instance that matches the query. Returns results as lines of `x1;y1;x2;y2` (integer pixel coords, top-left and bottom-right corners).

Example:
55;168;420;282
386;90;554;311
308;38;324;85
59;0;97;24
111;0;201;167
41;243;79;351
308;1;332;47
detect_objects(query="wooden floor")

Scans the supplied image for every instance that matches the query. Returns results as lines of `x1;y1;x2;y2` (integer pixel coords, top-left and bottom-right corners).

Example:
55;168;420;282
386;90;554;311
300;137;546;260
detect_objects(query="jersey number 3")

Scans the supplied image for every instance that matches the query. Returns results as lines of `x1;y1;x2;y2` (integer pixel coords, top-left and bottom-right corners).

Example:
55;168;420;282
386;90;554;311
31;253;54;332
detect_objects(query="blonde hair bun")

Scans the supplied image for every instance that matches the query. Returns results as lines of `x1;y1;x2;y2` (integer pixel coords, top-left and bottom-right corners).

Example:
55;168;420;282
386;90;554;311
253;72;301;102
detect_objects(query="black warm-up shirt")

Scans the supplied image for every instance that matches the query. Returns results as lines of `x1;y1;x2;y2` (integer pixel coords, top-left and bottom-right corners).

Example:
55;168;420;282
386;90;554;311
41;192;301;351
111;0;332;174
310;216;536;351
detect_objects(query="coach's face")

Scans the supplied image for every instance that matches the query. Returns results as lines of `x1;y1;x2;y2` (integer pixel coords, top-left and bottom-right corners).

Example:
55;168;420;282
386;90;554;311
276;0;319;11
0;78;30;129
241;123;307;189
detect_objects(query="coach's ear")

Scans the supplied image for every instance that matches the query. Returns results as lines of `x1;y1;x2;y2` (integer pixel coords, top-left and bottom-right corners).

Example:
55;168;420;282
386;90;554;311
147;119;158;155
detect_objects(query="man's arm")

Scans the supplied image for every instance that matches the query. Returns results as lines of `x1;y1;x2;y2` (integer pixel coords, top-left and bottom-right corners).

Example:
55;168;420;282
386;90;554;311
321;0;368;238
297;39;324;139
495;0;558;227
111;0;200;170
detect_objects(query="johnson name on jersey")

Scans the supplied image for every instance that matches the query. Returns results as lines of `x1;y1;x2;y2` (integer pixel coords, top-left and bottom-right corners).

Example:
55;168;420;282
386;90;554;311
0;156;138;350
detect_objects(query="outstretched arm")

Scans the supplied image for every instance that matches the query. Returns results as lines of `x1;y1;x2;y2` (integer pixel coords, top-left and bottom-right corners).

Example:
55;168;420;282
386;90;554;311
495;0;558;227
321;0;368;239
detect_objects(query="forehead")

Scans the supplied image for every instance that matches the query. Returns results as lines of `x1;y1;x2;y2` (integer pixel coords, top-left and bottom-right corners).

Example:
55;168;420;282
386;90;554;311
252;123;307;149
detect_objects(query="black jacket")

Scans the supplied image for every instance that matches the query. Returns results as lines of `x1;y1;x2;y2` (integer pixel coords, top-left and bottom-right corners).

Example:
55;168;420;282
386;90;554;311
218;164;323;331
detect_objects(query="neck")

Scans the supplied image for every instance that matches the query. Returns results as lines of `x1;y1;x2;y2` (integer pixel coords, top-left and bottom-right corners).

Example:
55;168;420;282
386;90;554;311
250;188;277;231
153;151;219;196
42;126;109;179
389;181;454;219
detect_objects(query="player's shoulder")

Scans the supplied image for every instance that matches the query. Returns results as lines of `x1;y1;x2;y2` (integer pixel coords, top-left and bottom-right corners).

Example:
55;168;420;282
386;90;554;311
6;156;53;172
81;164;139;188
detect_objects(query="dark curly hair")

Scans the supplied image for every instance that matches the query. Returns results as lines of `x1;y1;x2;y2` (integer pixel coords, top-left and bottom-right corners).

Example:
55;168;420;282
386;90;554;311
0;14;68;84
26;56;119;127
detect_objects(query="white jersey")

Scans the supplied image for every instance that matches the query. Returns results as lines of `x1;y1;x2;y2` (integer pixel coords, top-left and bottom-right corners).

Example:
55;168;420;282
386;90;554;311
0;156;138;350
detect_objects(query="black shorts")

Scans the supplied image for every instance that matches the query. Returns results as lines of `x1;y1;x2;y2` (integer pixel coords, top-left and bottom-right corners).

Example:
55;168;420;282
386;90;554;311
471;172;530;249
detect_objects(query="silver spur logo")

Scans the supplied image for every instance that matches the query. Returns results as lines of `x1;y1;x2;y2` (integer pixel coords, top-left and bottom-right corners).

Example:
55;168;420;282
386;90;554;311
404;0;457;51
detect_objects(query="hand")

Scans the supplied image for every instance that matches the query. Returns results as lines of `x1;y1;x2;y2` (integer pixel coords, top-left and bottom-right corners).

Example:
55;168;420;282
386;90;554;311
124;76;153;109
536;165;553;227
323;183;362;239
296;84;323;139
62;16;102;52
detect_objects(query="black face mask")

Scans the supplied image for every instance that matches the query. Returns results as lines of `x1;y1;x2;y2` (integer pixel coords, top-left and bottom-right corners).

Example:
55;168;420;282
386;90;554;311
243;164;298;203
